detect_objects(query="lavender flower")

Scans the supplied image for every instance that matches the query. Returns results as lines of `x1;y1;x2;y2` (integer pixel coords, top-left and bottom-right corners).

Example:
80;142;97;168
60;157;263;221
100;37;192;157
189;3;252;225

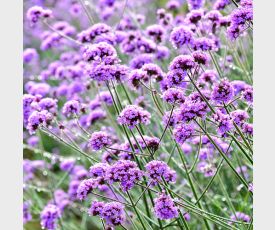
101;202;125;226
173;123;195;144
154;193;179;220
170;26;194;49
213;110;233;136
88;131;112;151
117;105;151;129
211;79;234;104
62;100;81;117
163;88;186;104
26;6;52;25
77;178;98;200
88;200;105;216
169;55;195;71
230;212;250;224
145;160;177;185
146;24;165;43
242;86;253;104
40;204;61;230
82;42;117;64
166;69;188;89
23;201;32;224
89;163;109;178
230;110;249;125
106;160;143;191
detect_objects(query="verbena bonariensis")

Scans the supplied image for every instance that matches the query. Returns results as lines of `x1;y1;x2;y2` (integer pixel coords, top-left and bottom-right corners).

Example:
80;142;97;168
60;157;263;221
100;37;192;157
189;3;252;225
23;0;253;229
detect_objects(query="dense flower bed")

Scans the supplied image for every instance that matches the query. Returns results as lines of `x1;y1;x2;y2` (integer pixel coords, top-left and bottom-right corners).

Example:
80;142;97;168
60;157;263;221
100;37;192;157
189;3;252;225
23;0;253;229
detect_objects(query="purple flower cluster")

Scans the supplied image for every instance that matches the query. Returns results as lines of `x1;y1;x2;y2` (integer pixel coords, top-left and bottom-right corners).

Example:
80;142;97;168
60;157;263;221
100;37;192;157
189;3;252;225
88;131;112;151
154;193;179;220
106;160;143;191
173;123;195;144
27;6;52;25
212;79;234;104
40;204;61;230
117;105;151;129
145;160;177;185
76;178;98;200
163;88;186;104
90;201;125;226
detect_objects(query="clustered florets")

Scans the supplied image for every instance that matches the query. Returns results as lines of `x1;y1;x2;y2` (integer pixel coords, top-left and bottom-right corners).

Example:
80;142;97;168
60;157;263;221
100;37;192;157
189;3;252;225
117;105;151;129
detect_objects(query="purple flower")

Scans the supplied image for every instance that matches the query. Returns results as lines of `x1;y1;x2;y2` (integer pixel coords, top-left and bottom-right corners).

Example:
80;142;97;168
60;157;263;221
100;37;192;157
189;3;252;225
170;26;194;49
84;109;106;127
68;180;80;200
60;159;75;172
82;42;117;64
88;64;114;82
242;122;253;135
23;48;39;63
146;24;165;43
192;37;215;51
88;131;112;151
89;163;109;178
27;136;39;147
142;63;164;82
101;202;125;226
169;55;195;71
156;45;170;60
198;70;218;87
27;110;53;134
163;88;186;104
173;123;195;144
230;110;249;125
117;105;151;129
230;212;250;224
162;110;179;127
40;204;61;230
96;91;113;105
242;86;253;104
177;98;209;122
187;0;205;10
62;100;81;117
128;69;148;90
77;23;112;43
186;9;203;24
166;69;188;88
145;160;177;185
54;190;70;211
106;160;143;192
214;0;231;10
227;7;253;39
211;79;234;104
129;54;153;69
77;178;99;200
88;200;105;216
192;51;210;65
23;201;32;224
154;193;179;220
26;6;52;25
213;110;233;136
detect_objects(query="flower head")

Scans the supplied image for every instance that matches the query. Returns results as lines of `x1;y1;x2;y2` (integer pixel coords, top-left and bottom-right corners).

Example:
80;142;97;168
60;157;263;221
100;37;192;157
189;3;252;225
77;178;98;200
40;204;61;230
154;193;179;220
88;131;112;151
117;105;151;129
212;79;234;104
101;202;125;226
145;160;177;185
173;123;195;144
